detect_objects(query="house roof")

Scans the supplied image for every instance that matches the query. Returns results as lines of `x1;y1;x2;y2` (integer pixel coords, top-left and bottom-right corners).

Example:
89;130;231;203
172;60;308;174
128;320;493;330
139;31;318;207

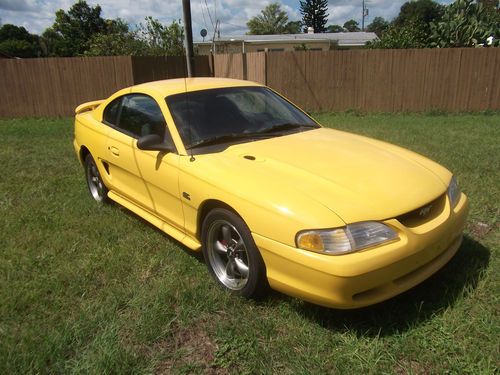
195;32;377;47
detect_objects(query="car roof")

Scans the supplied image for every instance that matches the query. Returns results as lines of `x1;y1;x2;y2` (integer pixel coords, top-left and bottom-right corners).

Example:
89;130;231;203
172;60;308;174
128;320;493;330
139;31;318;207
132;77;264;97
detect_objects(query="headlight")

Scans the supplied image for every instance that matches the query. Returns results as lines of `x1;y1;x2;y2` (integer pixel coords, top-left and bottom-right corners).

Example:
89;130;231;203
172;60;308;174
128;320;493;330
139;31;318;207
296;222;399;255
447;176;461;208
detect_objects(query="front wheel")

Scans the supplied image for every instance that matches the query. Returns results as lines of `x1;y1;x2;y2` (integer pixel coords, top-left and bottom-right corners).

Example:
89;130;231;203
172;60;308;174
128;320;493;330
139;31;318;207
84;154;108;203
201;208;268;299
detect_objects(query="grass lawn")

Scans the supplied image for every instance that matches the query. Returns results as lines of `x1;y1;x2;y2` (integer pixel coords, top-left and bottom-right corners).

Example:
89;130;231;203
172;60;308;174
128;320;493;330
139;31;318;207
0;113;498;374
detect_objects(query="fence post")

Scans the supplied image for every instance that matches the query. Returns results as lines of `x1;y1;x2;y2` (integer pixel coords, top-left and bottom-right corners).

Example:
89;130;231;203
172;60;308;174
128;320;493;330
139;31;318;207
264;51;268;86
242;53;247;80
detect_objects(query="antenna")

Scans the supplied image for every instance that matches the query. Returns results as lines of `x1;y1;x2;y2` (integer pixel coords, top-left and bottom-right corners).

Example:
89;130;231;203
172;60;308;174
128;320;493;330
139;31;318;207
182;0;195;77
183;76;195;162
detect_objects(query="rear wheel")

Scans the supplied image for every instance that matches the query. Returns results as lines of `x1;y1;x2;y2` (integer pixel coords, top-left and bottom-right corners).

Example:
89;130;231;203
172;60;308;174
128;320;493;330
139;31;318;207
202;208;268;298
84;154;108;203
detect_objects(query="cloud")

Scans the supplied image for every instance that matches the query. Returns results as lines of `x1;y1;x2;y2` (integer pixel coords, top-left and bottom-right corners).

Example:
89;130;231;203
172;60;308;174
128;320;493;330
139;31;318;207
0;0;452;37
0;0;76;32
0;0;37;12
326;0;405;26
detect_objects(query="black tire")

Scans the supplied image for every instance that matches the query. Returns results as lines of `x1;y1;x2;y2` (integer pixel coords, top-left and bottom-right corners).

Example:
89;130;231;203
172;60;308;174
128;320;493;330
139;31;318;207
84;154;109;203
201;208;269;299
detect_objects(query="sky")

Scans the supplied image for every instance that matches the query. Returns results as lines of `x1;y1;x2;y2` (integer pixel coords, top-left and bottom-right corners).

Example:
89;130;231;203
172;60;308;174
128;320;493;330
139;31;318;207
0;0;454;40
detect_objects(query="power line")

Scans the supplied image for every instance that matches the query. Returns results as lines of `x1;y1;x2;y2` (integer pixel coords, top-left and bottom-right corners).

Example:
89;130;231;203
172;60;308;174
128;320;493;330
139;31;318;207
219;20;243;28
214;0;217;27
204;0;215;29
199;0;208;30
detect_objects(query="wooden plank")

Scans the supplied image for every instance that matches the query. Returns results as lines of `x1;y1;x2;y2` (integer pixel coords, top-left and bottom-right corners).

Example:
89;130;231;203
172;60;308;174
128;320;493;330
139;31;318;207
1;50;499;118
246;52;266;84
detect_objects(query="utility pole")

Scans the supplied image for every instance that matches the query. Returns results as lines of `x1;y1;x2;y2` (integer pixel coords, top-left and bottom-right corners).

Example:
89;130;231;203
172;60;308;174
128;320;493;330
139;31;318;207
362;0;368;31
182;0;195;77
211;19;220;55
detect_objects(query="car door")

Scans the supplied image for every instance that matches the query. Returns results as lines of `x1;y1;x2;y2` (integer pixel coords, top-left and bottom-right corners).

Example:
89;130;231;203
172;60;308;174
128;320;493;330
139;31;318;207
103;94;154;209
130;96;185;231
102;93;184;231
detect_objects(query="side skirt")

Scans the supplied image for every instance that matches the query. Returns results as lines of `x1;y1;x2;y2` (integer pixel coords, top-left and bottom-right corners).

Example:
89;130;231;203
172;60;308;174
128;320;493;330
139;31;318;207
108;191;202;251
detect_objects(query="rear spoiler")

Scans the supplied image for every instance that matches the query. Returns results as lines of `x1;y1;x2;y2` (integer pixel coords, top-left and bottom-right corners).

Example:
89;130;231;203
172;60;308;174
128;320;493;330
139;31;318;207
75;100;105;115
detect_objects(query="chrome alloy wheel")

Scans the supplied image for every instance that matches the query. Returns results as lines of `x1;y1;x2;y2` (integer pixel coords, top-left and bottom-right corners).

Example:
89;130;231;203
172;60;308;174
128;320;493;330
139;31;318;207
206;219;250;290
85;157;106;202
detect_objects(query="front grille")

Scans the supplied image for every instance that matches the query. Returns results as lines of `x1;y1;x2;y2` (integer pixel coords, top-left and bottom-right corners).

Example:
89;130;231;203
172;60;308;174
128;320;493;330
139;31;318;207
396;194;446;228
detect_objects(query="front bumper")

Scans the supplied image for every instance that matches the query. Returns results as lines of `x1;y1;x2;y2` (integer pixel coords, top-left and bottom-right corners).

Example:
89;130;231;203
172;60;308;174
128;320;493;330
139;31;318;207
254;193;469;309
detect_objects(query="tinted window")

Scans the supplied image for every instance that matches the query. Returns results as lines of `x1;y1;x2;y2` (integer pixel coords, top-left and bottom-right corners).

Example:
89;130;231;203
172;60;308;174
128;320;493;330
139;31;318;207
103;97;121;125
166;87;317;149
119;95;166;139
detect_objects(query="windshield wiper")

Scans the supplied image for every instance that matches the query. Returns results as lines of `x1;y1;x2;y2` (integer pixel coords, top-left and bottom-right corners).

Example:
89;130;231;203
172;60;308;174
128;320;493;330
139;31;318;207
187;123;319;150
255;122;319;134
187;133;267;149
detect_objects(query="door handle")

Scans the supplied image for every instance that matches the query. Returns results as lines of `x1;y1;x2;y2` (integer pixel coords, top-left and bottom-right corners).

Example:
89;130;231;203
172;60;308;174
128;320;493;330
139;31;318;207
109;146;120;156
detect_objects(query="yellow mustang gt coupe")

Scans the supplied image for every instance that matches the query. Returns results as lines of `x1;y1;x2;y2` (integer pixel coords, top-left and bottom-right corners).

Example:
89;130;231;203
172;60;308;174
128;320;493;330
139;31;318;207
73;78;469;309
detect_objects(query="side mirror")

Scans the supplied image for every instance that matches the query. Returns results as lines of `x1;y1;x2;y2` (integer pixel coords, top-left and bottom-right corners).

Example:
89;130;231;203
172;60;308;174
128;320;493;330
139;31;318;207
137;134;173;152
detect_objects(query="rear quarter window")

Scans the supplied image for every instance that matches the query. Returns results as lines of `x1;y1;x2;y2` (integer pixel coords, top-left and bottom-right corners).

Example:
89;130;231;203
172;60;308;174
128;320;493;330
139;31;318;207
103;97;122;125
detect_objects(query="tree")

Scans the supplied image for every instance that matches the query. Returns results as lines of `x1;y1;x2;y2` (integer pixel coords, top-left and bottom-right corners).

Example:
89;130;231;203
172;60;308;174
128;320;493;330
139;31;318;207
86;17;185;56
366;17;389;36
368;20;428;48
294;43;308;51
43;0;106;56
247;3;290;35
393;0;445;27
285;21;302;34
429;0;500;47
343;19;360;32
327;24;344;33
85;19;147;56
300;0;329;33
478;0;499;8
137;17;185;56
0;24;42;57
368;0;444;49
477;0;500;21
40;28;63;57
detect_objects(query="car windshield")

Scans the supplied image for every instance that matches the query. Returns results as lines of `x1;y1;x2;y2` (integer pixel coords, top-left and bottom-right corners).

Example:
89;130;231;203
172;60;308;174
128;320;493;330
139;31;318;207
166;86;319;150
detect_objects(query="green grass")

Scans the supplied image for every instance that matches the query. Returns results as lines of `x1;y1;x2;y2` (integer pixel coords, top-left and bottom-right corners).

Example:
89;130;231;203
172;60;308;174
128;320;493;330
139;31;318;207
0;114;498;374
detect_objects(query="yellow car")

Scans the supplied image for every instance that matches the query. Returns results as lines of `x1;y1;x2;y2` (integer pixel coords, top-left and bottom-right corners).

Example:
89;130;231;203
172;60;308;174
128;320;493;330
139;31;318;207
73;78;469;309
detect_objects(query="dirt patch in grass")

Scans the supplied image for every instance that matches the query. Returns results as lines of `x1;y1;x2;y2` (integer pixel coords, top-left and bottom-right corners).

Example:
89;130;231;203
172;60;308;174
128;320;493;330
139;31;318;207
468;221;494;239
155;318;227;374
395;359;432;375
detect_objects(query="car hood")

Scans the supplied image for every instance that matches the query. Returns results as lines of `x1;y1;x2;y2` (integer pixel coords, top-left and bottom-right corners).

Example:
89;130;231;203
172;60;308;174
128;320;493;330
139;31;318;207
199;128;450;224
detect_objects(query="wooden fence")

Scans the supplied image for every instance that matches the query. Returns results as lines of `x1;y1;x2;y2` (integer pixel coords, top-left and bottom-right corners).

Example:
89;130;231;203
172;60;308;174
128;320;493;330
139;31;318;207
0;49;499;117
215;48;500;112
213;53;266;84
0;56;212;117
131;56;213;84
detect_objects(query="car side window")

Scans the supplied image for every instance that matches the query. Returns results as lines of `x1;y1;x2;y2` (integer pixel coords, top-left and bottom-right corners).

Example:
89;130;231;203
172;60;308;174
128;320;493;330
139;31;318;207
103;97;122;125
118;95;167;140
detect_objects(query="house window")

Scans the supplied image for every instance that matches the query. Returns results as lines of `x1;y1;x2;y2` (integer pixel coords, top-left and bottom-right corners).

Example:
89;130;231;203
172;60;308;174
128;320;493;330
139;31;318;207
270;48;284;52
